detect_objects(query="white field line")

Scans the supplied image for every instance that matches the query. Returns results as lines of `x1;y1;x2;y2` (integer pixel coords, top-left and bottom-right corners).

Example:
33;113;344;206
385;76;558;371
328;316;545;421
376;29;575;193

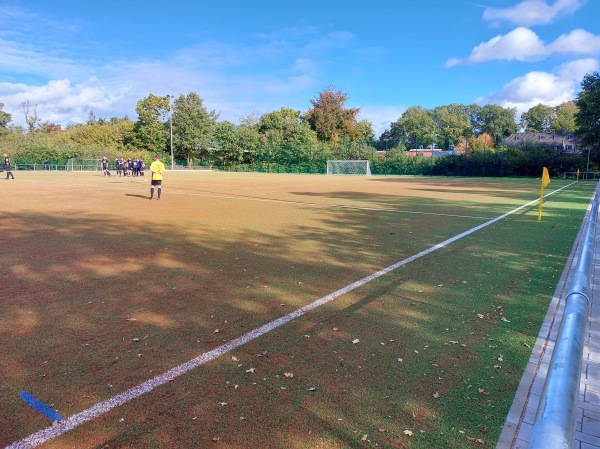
5;182;575;449
19;179;494;220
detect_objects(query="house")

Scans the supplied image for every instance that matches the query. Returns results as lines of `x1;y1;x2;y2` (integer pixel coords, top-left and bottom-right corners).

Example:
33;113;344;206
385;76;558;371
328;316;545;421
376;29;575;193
504;132;582;154
407;149;455;158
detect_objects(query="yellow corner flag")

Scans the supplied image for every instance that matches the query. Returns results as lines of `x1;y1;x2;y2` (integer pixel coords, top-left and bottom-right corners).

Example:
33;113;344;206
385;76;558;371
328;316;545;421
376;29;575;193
538;167;550;221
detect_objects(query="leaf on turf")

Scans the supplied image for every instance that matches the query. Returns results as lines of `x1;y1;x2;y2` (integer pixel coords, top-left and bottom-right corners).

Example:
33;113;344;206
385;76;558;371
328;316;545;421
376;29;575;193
432;392;440;399
352;339;360;344
361;435;368;441
284;372;294;378
231;356;239;362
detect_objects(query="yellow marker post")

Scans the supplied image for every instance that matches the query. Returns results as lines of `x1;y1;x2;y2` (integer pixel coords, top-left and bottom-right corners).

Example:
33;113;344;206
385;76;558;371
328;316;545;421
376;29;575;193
538;167;550;222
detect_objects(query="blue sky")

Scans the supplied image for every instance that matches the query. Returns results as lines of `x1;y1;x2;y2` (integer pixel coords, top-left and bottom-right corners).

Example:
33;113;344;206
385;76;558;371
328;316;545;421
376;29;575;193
1;0;599;136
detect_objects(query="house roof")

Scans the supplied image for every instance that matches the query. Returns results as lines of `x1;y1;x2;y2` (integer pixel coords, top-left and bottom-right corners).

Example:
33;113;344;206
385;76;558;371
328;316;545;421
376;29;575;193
504;132;577;146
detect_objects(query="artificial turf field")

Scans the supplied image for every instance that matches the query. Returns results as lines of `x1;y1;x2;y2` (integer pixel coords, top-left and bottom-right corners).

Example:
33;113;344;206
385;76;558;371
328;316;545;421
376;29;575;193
0;171;596;449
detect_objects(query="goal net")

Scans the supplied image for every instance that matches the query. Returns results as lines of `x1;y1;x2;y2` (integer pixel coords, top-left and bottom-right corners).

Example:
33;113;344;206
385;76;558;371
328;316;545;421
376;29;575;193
327;160;371;176
67;158;103;171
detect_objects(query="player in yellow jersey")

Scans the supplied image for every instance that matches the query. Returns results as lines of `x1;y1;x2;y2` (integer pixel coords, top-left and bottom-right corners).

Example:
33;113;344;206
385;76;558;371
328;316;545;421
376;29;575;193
149;154;165;200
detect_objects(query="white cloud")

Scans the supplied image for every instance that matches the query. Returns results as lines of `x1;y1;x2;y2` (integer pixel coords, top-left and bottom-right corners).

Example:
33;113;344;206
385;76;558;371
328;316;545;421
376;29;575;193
0;78;130;126
448;27;600;66
483;0;587;26
548;29;600;54
476;58;599;116
469;27;547;63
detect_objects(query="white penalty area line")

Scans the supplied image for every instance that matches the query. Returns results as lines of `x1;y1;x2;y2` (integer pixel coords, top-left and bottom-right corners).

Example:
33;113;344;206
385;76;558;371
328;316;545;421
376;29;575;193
6;181;575;449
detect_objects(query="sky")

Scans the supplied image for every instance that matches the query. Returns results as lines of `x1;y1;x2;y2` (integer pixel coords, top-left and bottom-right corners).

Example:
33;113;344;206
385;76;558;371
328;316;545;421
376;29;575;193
0;0;599;137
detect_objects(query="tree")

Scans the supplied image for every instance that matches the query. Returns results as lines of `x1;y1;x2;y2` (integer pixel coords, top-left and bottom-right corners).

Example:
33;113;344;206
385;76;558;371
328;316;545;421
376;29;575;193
87;111;98;125
257;108;317;147
466;132;495;152
552;101;577;133
172;92;218;164
474;104;517;145
237;113;261;163
576;72;600;150
520;104;555;132
357;119;375;142
21;100;40;133
39;121;62;133
0;102;12;133
64;119;134;150
305;86;361;142
432;104;472;150
212;121;243;166
133;94;170;153
389;106;437;149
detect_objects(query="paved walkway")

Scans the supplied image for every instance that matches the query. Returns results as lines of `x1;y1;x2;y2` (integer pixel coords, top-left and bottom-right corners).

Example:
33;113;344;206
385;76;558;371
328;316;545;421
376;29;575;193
497;202;600;448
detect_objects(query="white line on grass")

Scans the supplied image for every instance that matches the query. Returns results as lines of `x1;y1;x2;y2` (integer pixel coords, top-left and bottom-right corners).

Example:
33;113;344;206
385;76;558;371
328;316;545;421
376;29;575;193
5;182;575;449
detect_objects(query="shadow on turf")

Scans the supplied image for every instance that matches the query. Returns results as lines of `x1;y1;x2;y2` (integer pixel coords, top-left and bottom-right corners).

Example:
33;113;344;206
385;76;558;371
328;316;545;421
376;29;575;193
125;193;150;199
0;189;591;448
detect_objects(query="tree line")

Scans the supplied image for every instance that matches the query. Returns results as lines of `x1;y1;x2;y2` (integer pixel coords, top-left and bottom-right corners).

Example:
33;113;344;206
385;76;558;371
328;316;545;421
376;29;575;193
0;72;599;175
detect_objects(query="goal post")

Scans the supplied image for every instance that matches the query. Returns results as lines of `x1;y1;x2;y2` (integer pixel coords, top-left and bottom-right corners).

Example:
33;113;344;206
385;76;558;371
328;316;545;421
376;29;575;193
327;160;372;176
67;158;103;171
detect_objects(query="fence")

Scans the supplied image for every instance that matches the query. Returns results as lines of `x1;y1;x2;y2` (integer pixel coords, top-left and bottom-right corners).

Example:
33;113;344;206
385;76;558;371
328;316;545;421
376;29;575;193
564;171;600;179
528;182;600;449
14;164;66;171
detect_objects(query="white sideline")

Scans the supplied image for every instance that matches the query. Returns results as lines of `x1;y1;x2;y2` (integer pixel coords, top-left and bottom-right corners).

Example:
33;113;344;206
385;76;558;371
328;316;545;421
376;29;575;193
5;182;576;449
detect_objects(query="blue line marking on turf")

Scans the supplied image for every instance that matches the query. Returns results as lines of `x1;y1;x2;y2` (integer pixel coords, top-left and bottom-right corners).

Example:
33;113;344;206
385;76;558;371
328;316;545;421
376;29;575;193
19;391;64;422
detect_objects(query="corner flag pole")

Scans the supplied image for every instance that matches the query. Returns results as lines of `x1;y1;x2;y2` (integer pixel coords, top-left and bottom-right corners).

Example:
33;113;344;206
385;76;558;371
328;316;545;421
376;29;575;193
538;167;550;222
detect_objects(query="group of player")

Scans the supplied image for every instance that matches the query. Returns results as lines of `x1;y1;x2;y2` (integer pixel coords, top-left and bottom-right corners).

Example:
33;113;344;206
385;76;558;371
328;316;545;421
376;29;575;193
102;157;146;177
102;154;165;200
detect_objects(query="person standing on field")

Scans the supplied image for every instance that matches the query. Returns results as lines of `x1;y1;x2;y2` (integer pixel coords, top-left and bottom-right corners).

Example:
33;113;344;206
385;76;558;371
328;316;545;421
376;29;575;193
3;153;14;179
102;156;111;176
149;154;165;200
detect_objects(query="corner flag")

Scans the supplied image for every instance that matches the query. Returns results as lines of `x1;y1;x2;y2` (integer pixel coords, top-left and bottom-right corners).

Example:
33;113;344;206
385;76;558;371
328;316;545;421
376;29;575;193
538;167;550;221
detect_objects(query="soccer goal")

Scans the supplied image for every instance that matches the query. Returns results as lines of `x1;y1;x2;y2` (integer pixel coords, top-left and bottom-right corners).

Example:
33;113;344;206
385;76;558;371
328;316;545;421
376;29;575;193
67;158;103;171
326;160;372;176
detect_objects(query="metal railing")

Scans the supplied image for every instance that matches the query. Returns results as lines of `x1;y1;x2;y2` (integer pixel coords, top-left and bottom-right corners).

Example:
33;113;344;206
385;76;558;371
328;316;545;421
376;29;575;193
528;183;600;449
14;164;66;171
